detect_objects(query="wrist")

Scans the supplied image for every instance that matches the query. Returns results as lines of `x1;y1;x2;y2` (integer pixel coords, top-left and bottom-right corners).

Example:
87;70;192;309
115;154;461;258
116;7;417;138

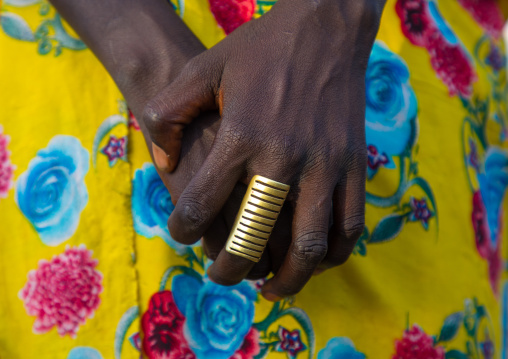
102;12;206;115
273;0;385;40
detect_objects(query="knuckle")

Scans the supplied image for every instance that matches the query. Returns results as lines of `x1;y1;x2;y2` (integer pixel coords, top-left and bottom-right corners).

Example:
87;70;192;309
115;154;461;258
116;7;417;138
292;231;328;265
216;125;251;157
324;216;365;267
264;135;299;161
341;214;365;242
142;100;167;132
183;57;202;77
306;144;335;175
343;145;368;173
251;135;303;177
173;196;211;237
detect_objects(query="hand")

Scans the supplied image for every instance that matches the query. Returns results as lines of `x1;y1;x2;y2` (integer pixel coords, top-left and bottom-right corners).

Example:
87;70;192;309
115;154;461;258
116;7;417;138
162;114;294;281
48;0;294;282
143;0;385;299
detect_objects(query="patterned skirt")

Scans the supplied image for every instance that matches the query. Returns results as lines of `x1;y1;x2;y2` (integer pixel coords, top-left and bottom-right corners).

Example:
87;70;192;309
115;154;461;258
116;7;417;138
1;0;508;358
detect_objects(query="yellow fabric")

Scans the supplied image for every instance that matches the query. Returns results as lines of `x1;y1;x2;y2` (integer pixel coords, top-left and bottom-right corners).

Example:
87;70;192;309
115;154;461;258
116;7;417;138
1;0;508;358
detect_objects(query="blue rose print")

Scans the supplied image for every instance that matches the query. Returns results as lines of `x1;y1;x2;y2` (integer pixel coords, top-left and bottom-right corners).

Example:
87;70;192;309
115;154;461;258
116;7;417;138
15;135;89;246
172;274;257;359
317;337;365;359
477;147;508;248
67;347;103;359
132;163;189;254
365;41;418;179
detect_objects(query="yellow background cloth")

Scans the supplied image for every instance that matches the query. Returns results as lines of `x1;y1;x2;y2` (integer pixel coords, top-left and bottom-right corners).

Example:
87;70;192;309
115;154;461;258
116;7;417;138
1;0;508;358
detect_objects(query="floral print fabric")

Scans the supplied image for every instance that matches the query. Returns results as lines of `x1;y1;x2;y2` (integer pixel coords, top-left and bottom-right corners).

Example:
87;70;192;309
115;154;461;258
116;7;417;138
19;245;103;338
1;0;508;358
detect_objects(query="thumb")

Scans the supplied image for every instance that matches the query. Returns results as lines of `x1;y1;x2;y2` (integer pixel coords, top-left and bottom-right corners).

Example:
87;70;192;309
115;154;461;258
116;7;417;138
142;56;220;172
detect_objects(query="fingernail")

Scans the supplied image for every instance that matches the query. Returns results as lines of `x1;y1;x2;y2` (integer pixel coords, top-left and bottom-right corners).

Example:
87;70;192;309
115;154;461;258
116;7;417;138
262;291;282;302
152;143;171;171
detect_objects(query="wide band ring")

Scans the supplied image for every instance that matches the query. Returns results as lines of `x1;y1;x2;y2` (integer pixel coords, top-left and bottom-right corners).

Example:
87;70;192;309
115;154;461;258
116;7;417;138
225;175;290;262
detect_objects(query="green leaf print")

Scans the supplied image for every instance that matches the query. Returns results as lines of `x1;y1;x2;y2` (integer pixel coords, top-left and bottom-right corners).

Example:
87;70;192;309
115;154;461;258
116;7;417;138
1;12;34;41
369;214;406;243
438;312;464;342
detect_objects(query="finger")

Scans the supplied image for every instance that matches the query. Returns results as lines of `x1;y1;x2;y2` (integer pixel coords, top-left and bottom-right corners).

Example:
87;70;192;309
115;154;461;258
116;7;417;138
202;220;272;281
167;129;245;245
201;215;229;260
246;252;271;280
320;161;367;271
261;184;333;301
207;170;293;286
201;183;244;259
201;183;272;280
267;202;293;275
143;54;221;172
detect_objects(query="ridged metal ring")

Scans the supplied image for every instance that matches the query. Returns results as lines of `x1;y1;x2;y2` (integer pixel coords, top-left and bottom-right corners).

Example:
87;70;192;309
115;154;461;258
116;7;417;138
225;175;290;262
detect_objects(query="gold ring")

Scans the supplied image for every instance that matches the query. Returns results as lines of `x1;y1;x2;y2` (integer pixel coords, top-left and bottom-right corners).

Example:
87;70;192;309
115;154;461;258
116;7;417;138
225;175;290;262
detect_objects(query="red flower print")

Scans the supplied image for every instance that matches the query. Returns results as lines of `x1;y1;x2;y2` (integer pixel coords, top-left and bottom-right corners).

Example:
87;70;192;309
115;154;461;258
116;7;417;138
367;145;389;170
0;125;15;198
128;110;140;131
142;291;195;359
472;190;502;294
393;325;445;359
208;0;255;35
468;139;480;171
427;36;477;97
486;43;505;72
408;197;433;229
19;245;103;338
129;333;142;350
458;0;504;39
231;328;260;359
396;0;437;47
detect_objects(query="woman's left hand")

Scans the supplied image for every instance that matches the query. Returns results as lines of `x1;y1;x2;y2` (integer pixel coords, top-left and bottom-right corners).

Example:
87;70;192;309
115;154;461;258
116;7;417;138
143;0;386;299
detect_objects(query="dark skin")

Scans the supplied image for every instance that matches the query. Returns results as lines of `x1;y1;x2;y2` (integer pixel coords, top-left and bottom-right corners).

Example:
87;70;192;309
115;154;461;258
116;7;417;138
49;0;386;301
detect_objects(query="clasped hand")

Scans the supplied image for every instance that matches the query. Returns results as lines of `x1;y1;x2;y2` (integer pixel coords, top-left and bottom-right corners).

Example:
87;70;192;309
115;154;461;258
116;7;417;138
143;0;383;301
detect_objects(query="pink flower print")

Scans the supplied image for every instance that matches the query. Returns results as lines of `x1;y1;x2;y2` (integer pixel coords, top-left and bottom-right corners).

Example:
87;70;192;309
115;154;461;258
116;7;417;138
458;0;504;39
472;190;502;294
396;0;477;98
396;0;438;47
208;0;255;35
19;245;103;338
231;328;260;359
0;125;15;198
427;36;477;97
393;325;445;359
